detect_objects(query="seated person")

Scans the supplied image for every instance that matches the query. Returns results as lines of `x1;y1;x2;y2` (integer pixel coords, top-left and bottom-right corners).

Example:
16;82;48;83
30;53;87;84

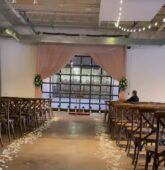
127;90;139;102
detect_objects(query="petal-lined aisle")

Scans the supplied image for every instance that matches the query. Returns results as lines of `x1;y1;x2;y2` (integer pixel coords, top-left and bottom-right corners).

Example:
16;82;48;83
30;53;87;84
3;113;132;170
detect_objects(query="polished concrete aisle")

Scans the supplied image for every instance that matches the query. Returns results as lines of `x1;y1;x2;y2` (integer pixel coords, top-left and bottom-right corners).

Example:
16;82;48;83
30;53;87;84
7;113;133;170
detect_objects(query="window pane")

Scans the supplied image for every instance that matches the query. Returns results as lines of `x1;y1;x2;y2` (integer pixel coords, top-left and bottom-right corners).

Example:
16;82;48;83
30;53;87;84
52;84;60;97
101;86;110;94
71;85;81;92
112;96;119;101
82;57;91;65
90;104;99;110
92;68;101;75
61;75;70;83
81;85;90;94
71;75;80;84
61;103;69;109
82;68;90;75
51;102;59;108
91;95;99;101
42;93;50;98
91;76;100;85
81;104;89;110
91;86;100;94
61;67;70;74
113;79;119;86
81;98;89;103
42;83;50;92
72;56;81;65
101;95;110;100
102;77;111;85
72;67;80;75
112;86;119;95
81;76;90;84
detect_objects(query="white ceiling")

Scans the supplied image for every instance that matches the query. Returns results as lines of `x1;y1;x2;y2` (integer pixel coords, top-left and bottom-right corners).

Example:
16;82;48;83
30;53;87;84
99;0;165;22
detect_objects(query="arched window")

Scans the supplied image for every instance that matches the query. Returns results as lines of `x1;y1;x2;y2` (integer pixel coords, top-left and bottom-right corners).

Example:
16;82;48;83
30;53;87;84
42;56;119;111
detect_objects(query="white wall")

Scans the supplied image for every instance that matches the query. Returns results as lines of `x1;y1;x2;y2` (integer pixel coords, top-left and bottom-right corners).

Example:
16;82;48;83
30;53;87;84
0;39;165;101
0;39;37;97
127;45;165;102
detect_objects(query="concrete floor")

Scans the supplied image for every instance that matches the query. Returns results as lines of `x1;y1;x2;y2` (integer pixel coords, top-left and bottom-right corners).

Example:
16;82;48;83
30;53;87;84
6;113;133;170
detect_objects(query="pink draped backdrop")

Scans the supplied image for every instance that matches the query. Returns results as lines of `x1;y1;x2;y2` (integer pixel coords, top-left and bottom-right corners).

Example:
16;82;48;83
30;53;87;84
35;43;126;97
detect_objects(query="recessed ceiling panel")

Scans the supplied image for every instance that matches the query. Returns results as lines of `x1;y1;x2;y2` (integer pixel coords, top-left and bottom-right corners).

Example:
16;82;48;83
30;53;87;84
99;0;165;22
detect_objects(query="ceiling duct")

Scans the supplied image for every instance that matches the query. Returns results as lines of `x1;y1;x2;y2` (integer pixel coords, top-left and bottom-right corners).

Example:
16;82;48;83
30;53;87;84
0;0;26;25
0;0;36;34
20;34;165;46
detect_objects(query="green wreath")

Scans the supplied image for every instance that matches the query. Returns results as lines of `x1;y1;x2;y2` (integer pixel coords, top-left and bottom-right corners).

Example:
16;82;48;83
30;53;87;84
119;77;128;91
34;74;42;87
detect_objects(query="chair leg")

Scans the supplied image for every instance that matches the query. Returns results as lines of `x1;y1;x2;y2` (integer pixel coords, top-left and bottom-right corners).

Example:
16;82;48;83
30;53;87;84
0;124;3;147
125;131;129;152
145;151;150;170
127;137;132;155
7;123;11;142
132;141;138;164
134;146;140;170
10;122;15;139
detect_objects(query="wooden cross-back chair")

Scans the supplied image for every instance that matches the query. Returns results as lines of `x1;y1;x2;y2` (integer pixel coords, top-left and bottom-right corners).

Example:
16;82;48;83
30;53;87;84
145;111;165;170
0;98;15;143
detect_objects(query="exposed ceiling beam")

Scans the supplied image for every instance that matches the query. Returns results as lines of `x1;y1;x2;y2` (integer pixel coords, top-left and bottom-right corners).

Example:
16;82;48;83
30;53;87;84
151;22;165;38
19;11;37;34
19;34;165;46
0;0;26;25
0;0;36;34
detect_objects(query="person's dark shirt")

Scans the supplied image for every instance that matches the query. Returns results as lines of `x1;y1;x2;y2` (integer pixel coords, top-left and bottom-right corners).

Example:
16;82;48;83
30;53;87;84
127;95;139;102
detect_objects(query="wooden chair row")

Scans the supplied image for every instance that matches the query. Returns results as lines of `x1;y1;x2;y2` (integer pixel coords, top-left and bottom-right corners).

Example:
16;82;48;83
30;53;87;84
0;97;53;146
104;101;165;170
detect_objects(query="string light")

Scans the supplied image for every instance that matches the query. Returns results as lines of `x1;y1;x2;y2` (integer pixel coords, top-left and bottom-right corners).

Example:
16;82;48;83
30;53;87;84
142;27;146;31
115;0;124;28
114;0;164;33
154;22;158;26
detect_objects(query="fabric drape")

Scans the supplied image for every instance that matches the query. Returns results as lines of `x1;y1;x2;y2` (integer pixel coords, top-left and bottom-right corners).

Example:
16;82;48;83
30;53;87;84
35;43;126;97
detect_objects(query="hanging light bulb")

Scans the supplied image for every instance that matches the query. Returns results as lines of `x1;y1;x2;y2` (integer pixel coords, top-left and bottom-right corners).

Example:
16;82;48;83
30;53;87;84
120;0;123;4
142;27;146;31
133;29;136;32
33;0;38;5
139;28;142;32
148;25;151;29
154;22;158;26
115;22;119;28
163;18;165;23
